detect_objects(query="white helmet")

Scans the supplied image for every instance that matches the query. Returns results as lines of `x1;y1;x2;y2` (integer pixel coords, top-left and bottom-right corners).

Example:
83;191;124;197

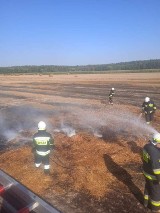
112;88;115;90
38;121;46;130
145;97;150;102
153;133;160;143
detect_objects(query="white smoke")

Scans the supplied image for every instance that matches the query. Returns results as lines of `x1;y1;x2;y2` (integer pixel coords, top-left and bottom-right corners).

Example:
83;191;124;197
73;105;158;138
0;104;159;150
3;130;19;141
53;121;76;137
61;126;76;137
0;106;51;146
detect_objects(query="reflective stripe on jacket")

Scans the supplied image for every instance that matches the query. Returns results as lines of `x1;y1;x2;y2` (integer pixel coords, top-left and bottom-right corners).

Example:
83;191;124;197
36;150;50;156
142;142;160;182
142;100;156;113
33;130;54;153
143;171;157;180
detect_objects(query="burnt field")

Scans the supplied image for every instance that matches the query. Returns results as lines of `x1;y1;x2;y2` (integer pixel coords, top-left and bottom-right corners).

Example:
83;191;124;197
0;73;160;213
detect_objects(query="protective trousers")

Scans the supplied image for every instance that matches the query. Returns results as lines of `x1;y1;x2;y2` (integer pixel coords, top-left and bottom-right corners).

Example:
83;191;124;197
145;112;154;124
109;96;113;104
35;153;50;174
144;178;160;211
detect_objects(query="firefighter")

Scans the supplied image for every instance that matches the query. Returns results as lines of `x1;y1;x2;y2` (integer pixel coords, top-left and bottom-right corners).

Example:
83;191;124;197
142;97;156;124
33;121;54;174
142;133;160;212
109;88;115;105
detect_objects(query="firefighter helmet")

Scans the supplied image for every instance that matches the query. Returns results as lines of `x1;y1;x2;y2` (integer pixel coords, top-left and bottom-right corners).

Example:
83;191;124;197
153;133;160;143
145;97;150;102
38;121;46;130
112;88;115;90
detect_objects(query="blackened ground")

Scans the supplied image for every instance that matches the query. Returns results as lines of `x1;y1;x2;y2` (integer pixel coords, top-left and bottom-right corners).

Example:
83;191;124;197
0;73;160;213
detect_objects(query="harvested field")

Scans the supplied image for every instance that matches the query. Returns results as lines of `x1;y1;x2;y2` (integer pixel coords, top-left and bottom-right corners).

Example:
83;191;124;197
0;73;160;213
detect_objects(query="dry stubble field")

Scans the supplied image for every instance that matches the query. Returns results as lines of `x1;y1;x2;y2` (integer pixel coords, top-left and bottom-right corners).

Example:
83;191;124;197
0;73;160;213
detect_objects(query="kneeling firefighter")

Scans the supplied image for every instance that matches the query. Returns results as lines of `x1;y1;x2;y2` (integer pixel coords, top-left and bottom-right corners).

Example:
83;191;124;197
33;121;54;174
142;133;160;212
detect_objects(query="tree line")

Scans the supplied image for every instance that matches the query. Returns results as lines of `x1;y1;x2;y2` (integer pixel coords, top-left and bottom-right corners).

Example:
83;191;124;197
0;59;160;74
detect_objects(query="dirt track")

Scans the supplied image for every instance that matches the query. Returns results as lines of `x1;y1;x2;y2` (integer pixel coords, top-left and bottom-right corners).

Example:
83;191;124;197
0;73;160;213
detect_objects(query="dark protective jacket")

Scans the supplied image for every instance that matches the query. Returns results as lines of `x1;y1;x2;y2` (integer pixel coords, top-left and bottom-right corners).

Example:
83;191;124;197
142;100;156;114
33;130;54;156
109;89;115;97
142;141;160;181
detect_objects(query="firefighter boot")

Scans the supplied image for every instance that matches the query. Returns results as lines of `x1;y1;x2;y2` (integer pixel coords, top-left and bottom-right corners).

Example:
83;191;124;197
143;199;148;208
143;193;148;208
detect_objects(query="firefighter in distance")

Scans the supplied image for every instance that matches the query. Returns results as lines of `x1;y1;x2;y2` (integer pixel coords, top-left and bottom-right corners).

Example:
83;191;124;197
142;97;156;124
109;88;115;105
33;121;54;174
142;133;160;212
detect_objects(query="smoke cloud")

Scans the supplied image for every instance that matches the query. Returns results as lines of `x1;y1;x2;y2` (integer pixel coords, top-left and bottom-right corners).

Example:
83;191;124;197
0;104;158;150
74;106;158;137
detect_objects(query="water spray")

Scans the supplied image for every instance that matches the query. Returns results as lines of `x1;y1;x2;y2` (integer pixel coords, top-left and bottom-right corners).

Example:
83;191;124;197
0;104;159;151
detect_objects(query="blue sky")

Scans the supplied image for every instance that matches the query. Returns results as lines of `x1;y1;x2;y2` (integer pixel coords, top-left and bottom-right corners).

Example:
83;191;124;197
0;0;160;66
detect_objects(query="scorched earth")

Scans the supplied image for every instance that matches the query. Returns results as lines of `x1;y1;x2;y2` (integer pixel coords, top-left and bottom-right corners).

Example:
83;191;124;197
0;73;160;213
